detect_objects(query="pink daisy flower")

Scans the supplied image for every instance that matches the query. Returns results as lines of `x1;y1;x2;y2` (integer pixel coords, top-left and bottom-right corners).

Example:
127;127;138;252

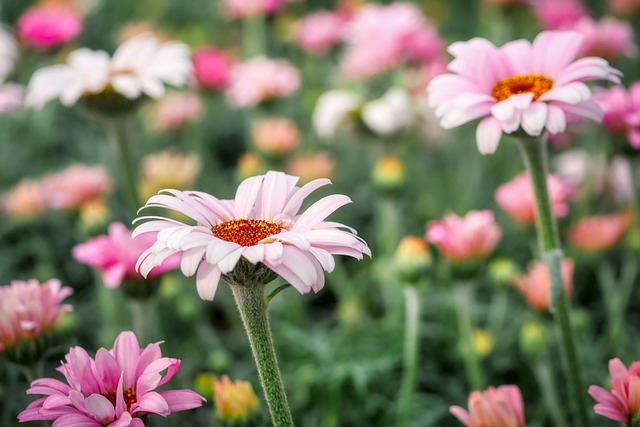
595;82;640;149
425;210;502;262
567;212;631;252
426;31;621;154
512;259;574;311
133;171;370;301
0;279;72;352
572;17;638;60
73;222;180;289
41;164;112;210
589;358;640;423
450;385;525;427
17;5;82;52
18;330;205;426
495;172;573;224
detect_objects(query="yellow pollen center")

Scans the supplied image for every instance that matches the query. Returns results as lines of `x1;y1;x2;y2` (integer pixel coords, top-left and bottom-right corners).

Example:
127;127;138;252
491;74;553;102
100;388;137;410
211;219;283;247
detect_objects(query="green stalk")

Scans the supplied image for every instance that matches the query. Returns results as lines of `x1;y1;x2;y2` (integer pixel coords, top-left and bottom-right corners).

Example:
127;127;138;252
230;283;294;427
396;286;421;427
533;362;569;427
453;284;484;391
106;117;141;216
516;136;589;426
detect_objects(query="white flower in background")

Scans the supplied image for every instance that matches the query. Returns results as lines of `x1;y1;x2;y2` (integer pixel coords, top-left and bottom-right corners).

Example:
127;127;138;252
0;26;16;82
361;88;414;135
26;34;191;109
312;89;361;139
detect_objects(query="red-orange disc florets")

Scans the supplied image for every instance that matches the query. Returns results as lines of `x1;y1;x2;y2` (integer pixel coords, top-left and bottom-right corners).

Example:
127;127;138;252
491;74;554;102
100;387;137;410
211;219;283;247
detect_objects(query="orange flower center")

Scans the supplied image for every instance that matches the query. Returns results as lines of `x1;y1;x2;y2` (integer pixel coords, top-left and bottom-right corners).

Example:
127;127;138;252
100;388;137;410
491;74;553;102
211;219;283;247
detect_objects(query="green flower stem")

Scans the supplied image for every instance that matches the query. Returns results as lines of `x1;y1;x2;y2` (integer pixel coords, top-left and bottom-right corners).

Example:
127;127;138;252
230;283;294;427
516;136;589;426
453;284;484;391
128;298;155;343
242;12;266;59
396;286;421;427
106;117;141;216
533;361;568;427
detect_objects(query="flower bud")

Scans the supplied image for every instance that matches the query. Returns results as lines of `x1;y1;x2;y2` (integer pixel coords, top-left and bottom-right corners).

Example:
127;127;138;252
519;321;550;358
472;329;494;359
213;375;260;422
372;155;405;193
394;236;431;284
488;257;520;289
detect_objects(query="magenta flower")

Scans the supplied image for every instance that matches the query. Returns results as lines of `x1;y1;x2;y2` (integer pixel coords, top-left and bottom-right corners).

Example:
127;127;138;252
595;82;640;149
18;331;205;426
225;57;300;108
426;210;502;262
426;31;620;154
72;222;180;289
495;172;573;224
0;279;72;351
450;385;525;427
589;358;640;423
192;46;233;91
133;170;370;300
17;5;82;52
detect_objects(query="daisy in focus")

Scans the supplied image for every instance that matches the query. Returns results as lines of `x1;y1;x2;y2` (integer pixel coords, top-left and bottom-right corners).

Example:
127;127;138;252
18;331;205;426
25;33;191;109
427;31;621;154
133;171;370;301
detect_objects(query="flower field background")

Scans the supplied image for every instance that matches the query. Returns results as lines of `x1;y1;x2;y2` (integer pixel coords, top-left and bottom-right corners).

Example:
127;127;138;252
1;0;640;426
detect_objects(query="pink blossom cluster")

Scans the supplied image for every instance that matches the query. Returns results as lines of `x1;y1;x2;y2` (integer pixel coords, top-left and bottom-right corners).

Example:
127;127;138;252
0;279;73;350
222;0;294;19
17;4;82;52
294;11;348;54
73;222;180;289
595;83;640;149
340;2;443;79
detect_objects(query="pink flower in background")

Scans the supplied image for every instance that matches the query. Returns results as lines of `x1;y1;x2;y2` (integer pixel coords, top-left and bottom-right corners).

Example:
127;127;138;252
495;172;573;224
568;212;631;252
426;210;502;261
285;152;335;184
192;46;233;91
294;11;347;54
609;0;640;14
41;164;112;210
485;0;527;4
225;57;300;108
17;5;81;52
134;171;370;300
513;259;574;310
150;91;203;131
340;2;442;79
595;83;640;149
222;0;289;19
589;358;640;423
572;17;637;60
251;117;299;156
0;179;46;218
531;0;587;30
18;331;205;425
427;31;620;154
73;222;180;289
0;279;72;349
450;385;525;427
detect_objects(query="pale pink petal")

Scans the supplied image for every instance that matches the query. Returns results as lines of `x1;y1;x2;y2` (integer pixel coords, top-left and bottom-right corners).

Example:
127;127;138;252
522;102;548;136
292;194;352;231
84;394;115;424
160;390;206;412
51;414;102;427
476;116;502;155
133;391;169;416
545;104;567;134
112;331;141;389
195;263;221;301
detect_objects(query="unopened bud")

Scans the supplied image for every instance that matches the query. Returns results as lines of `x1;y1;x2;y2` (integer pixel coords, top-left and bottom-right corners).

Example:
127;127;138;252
394;236;431;284
488;257;520;289
471;329;494;359
372;155;405;193
213;375;260;422
519;321;550;358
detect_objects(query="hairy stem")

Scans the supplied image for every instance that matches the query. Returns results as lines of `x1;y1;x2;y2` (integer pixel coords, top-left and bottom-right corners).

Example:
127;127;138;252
396;286;421;427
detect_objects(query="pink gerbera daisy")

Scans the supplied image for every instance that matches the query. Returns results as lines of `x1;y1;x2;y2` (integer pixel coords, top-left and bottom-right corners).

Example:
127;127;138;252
18;331;205;426
589;358;640;423
427;31;621;154
133;171;370;301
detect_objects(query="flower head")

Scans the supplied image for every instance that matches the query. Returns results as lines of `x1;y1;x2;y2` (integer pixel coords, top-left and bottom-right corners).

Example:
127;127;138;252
394;236;431;283
572;17;637;60
73;222;180;289
568;212;631;252
192;46;233;91
134;171;370;301
18;331;205;425
285;153;335;184
595;83;640;149
589;358;640;423
26;34;191;110
149;91;203;132
312;89;362;139
251;117;299;156
531;0;587;30
0;279;72;353
17;5;82;52
139;151;202;200
294;11;347;54
212;375;259;421
222;0;290;19
1;179;46;218
427;31;620;154
512;259;574;310
426;210;502;262
225;56;300;108
41;164;112;210
495;172;573;224
450;385;525;427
